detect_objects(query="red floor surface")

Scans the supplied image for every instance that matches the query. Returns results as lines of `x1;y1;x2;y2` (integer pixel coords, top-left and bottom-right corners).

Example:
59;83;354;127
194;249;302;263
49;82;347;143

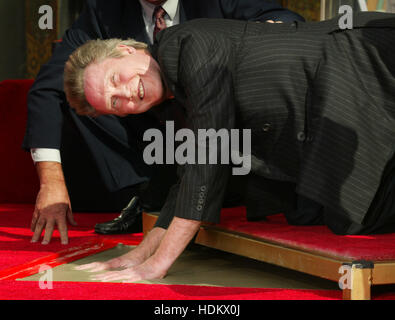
0;204;394;300
0;204;142;272
0;280;342;300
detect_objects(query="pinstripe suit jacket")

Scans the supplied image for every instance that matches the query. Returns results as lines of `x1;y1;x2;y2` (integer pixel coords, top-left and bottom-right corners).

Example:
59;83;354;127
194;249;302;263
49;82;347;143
152;12;395;229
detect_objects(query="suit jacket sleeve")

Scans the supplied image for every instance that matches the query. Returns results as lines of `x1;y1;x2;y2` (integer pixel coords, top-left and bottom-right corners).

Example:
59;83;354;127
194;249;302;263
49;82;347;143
22;0;111;150
155;32;236;229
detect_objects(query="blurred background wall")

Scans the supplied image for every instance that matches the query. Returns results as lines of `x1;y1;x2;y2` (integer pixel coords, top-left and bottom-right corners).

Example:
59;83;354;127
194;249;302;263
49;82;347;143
25;0;58;79
0;0;83;81
0;0;27;81
1;0;394;81
281;0;321;21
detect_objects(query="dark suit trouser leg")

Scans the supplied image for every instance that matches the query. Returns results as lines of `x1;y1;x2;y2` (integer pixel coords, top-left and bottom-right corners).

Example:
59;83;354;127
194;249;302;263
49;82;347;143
60;109;153;212
138;163;178;211
240;174;325;224
325;151;395;235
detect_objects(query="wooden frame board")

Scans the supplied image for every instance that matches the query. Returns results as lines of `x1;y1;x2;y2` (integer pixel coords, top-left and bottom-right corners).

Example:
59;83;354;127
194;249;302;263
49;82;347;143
143;212;395;300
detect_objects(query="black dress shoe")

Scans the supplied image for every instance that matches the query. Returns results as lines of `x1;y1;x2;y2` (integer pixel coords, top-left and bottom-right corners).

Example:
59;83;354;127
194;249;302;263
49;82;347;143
94;196;143;234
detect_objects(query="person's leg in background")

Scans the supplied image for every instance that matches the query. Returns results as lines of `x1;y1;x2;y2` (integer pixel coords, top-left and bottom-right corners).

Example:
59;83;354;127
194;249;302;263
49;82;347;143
60;109;145;213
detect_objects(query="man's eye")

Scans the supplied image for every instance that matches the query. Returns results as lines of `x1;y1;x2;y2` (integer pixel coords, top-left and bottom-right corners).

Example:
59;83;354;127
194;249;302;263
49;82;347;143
112;97;118;109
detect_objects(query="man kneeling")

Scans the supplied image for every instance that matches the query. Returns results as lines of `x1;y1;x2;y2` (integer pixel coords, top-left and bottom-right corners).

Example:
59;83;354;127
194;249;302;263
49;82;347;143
65;15;395;282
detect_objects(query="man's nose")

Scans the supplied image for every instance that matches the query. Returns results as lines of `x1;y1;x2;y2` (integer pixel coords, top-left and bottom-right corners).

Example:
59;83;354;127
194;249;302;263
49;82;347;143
115;83;131;98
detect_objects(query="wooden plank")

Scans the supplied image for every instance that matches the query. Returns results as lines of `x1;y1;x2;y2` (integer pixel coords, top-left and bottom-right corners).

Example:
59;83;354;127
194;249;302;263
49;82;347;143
371;262;395;284
195;227;346;282
142;212;159;237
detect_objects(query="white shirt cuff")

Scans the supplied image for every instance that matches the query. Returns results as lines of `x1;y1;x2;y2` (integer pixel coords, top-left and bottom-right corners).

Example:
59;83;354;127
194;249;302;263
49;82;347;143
31;148;62;164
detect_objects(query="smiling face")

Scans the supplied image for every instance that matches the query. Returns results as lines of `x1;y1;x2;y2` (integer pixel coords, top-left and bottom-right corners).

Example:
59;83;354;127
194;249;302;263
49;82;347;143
83;45;166;116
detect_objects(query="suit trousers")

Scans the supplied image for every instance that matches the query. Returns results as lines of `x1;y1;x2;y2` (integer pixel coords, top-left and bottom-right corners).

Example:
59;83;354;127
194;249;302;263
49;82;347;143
60;106;176;212
60;108;140;212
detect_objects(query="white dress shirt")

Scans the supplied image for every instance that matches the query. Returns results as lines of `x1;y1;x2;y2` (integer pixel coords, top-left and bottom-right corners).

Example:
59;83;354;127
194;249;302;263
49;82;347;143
139;0;180;44
31;0;180;164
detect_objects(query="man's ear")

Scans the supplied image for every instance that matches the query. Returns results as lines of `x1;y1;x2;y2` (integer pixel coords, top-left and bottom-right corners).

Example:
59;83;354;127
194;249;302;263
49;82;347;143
117;44;137;55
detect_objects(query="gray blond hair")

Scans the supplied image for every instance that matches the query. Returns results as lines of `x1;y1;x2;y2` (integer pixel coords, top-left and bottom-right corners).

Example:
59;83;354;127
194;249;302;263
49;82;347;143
64;38;148;116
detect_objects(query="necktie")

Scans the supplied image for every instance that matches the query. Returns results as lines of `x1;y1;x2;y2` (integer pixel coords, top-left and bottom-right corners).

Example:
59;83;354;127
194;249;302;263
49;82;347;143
153;6;167;39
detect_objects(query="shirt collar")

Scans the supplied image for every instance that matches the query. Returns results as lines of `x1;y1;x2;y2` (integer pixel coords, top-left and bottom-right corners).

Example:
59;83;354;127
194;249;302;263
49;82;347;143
138;0;179;22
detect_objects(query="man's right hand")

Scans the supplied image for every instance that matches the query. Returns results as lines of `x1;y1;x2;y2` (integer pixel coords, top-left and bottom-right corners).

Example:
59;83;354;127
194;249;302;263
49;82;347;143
31;162;77;245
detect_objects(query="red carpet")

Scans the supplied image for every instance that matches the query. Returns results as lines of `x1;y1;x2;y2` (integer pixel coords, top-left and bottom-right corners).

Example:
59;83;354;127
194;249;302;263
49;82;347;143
0;280;342;300
218;207;395;261
0;204;345;300
0;204;142;273
1;204;395;300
